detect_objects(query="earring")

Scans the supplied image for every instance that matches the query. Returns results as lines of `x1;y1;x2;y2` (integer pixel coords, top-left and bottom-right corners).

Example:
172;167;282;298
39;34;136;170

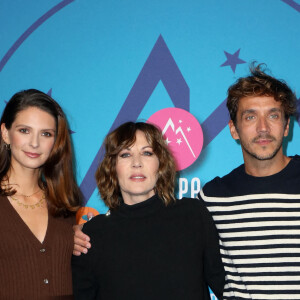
4;143;10;150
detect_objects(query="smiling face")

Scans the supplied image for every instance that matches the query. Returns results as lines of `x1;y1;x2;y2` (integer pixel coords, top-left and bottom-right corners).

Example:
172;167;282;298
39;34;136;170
1;106;56;172
115;130;160;205
229;96;289;166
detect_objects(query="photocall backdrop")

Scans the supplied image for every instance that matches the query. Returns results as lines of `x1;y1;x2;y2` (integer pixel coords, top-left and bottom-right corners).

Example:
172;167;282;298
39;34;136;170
1;1;299;299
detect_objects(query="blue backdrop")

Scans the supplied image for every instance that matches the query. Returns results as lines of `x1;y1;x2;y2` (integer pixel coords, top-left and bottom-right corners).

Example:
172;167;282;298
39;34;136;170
1;1;299;298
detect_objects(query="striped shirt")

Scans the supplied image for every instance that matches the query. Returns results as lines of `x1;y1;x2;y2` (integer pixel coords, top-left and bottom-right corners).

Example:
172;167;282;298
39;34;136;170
199;155;300;300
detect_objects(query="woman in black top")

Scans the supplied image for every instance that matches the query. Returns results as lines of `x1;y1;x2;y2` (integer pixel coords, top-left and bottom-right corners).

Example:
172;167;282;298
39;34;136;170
72;121;224;300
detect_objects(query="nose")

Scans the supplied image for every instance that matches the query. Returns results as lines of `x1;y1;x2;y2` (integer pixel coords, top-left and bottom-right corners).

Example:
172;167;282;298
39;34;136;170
29;133;40;148
257;116;270;133
131;155;142;168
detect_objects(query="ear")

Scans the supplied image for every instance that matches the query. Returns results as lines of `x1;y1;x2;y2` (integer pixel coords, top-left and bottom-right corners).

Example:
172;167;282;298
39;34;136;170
229;120;240;140
1;123;10;144
283;118;290;137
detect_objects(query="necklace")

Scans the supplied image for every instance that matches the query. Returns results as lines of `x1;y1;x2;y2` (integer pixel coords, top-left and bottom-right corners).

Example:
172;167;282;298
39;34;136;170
16;189;41;198
10;192;46;209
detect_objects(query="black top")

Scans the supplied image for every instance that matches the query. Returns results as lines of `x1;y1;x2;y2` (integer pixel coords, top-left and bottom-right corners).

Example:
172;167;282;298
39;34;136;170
203;155;300;197
72;195;224;300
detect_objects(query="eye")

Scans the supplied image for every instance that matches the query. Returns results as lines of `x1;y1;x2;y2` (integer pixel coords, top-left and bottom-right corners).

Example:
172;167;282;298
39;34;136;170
119;152;130;158
19;128;29;134
245;115;255;121
269;114;279;119
42;131;53;137
143;151;154;156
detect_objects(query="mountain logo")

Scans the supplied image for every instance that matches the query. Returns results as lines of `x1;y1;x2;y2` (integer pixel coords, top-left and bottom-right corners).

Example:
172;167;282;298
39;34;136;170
148;107;203;170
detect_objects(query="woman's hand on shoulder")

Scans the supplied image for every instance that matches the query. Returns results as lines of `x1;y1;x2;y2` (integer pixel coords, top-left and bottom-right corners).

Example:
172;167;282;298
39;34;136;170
73;212;94;256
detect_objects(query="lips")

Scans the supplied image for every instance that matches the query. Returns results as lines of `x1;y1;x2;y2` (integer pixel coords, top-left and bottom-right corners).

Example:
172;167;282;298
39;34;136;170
253;135;275;145
255;139;273;145
24;151;41;158
130;174;146;181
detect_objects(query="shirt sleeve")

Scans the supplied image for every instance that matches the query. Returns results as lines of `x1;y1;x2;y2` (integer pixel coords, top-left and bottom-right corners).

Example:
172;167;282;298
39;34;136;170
199;198;225;300
72;234;100;299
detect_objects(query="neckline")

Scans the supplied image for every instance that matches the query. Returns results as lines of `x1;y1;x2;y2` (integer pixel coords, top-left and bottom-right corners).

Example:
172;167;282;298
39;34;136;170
3;195;50;247
240;156;296;181
114;194;164;218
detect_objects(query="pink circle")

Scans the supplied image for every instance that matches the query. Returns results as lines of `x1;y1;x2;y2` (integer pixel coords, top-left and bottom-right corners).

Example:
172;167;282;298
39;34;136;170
147;108;203;171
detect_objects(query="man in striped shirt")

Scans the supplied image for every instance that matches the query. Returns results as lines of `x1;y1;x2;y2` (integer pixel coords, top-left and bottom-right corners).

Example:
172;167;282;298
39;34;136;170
199;64;299;300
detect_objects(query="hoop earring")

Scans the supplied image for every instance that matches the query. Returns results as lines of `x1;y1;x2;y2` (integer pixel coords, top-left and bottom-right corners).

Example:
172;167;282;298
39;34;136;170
4;143;10;150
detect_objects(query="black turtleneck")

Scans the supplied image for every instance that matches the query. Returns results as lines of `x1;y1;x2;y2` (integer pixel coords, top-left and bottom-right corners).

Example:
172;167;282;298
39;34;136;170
72;195;224;300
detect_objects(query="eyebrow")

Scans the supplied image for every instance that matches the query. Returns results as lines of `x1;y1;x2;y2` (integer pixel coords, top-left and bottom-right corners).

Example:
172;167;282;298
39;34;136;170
15;124;56;131
241;107;282;117
269;108;282;113
123;145;153;151
241;109;256;117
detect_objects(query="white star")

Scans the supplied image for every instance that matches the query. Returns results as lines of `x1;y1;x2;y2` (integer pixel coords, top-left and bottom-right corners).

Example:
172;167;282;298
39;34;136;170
176;138;182;145
165;137;171;145
179;120;182;123
187;127;191;132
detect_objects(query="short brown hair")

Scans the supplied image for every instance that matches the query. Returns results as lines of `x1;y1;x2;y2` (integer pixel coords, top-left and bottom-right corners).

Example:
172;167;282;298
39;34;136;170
95;122;176;209
227;63;297;124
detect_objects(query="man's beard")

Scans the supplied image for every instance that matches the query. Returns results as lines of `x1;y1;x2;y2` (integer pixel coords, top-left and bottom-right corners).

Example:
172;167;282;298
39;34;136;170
240;134;284;161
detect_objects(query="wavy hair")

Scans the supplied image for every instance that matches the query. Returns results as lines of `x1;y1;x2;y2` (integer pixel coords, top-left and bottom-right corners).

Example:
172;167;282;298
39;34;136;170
227;63;297;125
0;89;82;216
95;122;176;209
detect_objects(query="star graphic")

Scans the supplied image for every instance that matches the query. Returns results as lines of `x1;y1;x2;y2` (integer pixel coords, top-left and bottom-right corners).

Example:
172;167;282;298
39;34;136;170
165;137;171;145
176;138;182;145
220;49;246;73
187;127;191;132
179;120;182;123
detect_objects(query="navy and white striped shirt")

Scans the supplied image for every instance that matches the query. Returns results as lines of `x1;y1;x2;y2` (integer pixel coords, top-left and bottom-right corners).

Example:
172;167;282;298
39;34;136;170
199;155;300;300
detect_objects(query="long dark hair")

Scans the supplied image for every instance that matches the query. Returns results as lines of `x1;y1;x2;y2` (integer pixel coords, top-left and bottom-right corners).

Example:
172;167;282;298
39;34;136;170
0;89;82;216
